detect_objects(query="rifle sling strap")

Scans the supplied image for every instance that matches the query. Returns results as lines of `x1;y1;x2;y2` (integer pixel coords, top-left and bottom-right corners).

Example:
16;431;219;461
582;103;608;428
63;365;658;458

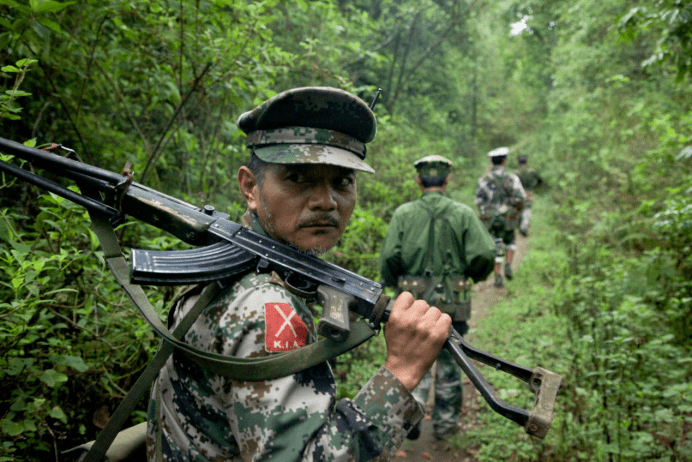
84;212;376;462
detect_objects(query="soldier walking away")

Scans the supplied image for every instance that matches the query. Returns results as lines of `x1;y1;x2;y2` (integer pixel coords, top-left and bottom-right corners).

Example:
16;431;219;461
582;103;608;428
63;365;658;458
147;87;452;461
475;147;526;288
379;155;495;441
515;154;543;237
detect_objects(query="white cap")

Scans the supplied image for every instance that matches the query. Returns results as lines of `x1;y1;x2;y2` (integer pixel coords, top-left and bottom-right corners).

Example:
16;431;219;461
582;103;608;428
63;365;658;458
488;147;510;157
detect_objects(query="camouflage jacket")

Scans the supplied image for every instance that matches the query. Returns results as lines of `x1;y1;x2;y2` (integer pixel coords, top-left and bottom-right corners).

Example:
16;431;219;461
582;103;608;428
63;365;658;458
515;166;543;192
474;166;526;229
379;191;495;288
146;211;423;462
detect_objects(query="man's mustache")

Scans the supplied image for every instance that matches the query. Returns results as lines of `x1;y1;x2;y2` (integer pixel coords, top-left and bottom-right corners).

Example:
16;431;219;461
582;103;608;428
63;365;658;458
297;214;340;228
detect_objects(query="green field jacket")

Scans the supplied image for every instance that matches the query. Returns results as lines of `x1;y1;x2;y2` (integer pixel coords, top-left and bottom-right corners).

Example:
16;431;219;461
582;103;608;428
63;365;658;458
379;191;496;288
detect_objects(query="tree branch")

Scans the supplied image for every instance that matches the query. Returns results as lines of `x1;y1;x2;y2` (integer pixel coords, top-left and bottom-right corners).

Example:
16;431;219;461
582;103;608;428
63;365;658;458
139;61;213;184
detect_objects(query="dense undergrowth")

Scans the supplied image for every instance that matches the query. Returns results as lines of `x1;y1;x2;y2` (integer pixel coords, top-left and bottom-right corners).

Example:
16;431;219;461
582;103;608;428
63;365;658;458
460;196;692;462
0;188;149;458
0;162;191;459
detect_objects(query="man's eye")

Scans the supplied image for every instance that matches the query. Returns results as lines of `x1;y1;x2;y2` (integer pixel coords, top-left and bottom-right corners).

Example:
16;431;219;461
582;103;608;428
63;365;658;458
335;176;354;188
287;173;305;183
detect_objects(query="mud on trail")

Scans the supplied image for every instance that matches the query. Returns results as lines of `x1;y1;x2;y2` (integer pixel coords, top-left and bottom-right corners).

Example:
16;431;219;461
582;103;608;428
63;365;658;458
394;233;529;462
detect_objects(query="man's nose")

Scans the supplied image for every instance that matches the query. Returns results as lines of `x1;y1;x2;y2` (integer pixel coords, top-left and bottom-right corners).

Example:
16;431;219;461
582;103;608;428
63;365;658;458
308;182;338;210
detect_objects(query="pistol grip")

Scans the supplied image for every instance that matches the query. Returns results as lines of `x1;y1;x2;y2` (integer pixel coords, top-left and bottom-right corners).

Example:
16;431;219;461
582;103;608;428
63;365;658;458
316;286;352;343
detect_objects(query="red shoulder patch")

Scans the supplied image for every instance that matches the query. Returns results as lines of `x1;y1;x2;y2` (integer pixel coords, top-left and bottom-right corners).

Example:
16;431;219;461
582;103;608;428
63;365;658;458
264;303;308;352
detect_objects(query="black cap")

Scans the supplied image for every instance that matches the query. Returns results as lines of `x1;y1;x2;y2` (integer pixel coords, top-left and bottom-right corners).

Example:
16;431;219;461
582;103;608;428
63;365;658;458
237;87;376;173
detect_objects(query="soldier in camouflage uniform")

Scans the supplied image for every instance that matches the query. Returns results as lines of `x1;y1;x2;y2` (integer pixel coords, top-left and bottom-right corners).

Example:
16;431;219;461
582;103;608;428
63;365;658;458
146;87;452;461
515;154;543;237
378;156;495;440
475;148;526;288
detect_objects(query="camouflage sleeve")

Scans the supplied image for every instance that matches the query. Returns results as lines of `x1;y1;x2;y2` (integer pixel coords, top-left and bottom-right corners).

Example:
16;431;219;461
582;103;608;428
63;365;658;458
474;176;491;211
510;173;527;201
454;205;495;282
150;274;422;462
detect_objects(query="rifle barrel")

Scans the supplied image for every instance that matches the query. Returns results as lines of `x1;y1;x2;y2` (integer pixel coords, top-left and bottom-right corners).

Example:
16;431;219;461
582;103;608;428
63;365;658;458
0;157;118;218
0;137;123;184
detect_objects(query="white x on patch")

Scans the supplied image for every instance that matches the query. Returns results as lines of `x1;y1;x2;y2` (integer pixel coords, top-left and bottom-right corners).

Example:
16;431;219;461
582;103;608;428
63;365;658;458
274;304;297;337
264;302;308;352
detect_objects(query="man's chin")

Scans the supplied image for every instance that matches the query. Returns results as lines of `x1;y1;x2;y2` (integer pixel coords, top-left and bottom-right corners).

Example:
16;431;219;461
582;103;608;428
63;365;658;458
303;247;331;257
284;241;332;257
288;236;339;257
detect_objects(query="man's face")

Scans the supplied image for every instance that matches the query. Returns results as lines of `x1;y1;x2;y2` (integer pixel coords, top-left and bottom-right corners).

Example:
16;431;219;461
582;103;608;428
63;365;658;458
246;163;357;255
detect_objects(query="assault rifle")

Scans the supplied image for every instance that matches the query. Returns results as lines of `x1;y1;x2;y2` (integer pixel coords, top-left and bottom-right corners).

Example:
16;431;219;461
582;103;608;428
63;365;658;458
0;136;561;458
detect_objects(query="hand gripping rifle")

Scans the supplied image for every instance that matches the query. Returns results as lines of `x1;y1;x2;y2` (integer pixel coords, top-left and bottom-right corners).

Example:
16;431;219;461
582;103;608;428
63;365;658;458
0;137;561;459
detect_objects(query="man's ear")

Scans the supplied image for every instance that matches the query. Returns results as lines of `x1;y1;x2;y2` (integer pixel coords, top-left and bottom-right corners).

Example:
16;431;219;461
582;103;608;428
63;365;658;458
238;166;259;212
415;176;423;188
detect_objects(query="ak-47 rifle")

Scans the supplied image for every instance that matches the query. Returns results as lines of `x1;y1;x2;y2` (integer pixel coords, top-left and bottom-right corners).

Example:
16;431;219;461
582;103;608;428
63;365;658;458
0;136;561;460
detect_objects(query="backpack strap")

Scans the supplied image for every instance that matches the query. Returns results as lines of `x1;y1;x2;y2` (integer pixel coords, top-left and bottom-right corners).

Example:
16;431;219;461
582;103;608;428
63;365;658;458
489;170;513;206
417;199;455;270
414;199;456;304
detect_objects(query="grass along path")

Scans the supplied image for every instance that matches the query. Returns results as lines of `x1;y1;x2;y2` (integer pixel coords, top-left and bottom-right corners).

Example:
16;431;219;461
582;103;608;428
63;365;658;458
394;232;531;461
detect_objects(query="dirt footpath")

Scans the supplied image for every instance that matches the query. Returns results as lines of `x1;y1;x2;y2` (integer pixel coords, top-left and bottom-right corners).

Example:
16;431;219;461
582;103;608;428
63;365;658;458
394;233;529;461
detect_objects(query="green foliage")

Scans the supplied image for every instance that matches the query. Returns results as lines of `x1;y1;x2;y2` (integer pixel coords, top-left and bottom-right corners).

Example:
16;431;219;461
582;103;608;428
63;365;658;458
322;207;388;281
1;0;293;204
655;193;692;270
618;1;692;80
551;243;692;461
335;332;387;400
496;0;692;454
462;198;692;461
0;58;35;121
651;191;692;345
0;182;165;459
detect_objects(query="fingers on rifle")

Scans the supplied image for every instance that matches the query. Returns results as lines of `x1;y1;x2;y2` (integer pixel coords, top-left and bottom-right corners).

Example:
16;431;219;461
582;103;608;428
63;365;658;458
391;293;450;338
393;291;414;310
419;305;452;343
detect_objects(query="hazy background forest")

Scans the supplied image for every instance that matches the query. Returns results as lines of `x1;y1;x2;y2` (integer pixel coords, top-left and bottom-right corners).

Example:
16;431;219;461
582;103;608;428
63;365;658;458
1;0;691;461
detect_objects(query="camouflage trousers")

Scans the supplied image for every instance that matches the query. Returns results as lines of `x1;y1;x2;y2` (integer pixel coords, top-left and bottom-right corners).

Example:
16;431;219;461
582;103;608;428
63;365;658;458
520;203;532;232
412;348;462;439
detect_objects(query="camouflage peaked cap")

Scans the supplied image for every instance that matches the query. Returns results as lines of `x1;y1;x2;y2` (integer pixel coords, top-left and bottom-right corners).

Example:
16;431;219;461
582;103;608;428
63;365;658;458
237;87;376;173
413;155;452;177
488;147;510;157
